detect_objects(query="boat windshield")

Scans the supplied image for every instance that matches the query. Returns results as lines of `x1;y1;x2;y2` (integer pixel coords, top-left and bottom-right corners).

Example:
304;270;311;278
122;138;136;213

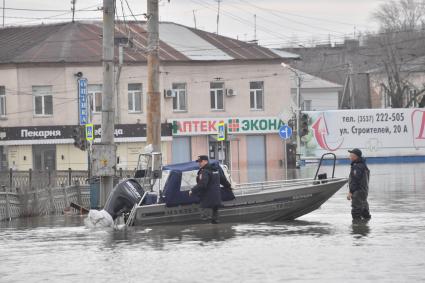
152;160;233;193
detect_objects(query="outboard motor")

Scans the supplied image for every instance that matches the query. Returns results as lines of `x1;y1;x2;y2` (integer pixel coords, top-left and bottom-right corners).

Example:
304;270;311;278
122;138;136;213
85;179;144;228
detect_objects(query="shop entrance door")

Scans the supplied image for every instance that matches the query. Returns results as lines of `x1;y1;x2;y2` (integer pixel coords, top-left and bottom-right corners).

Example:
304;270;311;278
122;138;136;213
247;135;266;182
0;146;7;171
208;137;230;167
33;145;56;171
172;137;191;163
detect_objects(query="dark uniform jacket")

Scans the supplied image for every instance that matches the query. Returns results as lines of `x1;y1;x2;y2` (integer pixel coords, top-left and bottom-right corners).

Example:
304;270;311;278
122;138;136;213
348;158;370;194
191;163;222;208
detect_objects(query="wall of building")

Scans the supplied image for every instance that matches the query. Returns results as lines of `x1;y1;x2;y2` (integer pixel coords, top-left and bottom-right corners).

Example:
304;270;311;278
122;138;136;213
293;89;339;111
7;145;32;171
1;60;291;182
2;61;290;126
163;62;290;120
116;141;171;170
370;72;425;109
56;144;88;171
0;66;18;125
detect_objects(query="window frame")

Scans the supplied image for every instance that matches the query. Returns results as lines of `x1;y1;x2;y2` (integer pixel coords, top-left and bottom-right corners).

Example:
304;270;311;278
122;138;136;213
128;83;143;113
303;100;312;111
250;81;264;111
0;86;5;117
210;82;225;111
172;82;187;112
88;84;103;114
32;85;53;117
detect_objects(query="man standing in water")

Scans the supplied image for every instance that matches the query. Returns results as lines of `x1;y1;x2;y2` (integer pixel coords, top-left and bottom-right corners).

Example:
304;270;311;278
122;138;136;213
189;155;222;224
347;148;371;222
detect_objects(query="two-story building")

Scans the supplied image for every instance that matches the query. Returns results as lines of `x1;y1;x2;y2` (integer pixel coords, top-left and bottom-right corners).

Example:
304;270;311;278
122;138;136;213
0;21;299;182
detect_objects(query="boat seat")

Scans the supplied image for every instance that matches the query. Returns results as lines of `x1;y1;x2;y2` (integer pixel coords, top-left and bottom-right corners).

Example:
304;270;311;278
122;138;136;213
144;192;158;205
162;170;200;207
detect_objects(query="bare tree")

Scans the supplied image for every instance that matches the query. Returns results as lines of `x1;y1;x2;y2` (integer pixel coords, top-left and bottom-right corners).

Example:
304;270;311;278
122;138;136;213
369;0;425;108
373;0;425;32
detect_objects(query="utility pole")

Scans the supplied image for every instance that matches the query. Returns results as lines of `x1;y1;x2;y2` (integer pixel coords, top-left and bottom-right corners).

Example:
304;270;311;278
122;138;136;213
348;62;355;109
71;0;76;23
115;45;124;124
147;0;161;152
2;0;5;27
254;14;257;42
100;0;115;205
281;63;302;167
193;10;197;29
216;0;221;35
296;75;302;165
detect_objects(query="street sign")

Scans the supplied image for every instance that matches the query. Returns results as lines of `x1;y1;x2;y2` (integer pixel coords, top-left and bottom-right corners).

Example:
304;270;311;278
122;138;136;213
279;125;293;140
78;78;88;125
85;123;94;141
217;121;225;141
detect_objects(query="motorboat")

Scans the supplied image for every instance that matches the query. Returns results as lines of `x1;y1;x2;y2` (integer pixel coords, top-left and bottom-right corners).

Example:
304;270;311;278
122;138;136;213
85;152;348;228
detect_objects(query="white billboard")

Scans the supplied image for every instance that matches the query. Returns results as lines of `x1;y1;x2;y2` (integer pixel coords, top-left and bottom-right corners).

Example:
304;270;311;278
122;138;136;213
302;108;425;158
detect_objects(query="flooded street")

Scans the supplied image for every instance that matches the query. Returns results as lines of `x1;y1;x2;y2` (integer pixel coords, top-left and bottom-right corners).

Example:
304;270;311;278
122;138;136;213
1;163;424;282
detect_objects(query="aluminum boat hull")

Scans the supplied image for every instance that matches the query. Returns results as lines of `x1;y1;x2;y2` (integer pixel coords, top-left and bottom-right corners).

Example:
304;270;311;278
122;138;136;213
131;178;348;226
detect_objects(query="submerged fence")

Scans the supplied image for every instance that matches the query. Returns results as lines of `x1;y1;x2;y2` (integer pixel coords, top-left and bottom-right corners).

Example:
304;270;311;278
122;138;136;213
0;184;89;222
0;168;134;222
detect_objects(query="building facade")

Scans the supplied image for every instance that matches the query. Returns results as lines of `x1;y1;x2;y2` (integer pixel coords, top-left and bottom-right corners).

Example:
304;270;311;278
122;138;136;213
290;70;342;111
0;21;298;182
369;56;425;109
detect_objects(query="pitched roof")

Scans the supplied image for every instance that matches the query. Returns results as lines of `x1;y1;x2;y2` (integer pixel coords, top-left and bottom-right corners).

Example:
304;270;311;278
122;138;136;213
290;70;342;90
0;21;299;64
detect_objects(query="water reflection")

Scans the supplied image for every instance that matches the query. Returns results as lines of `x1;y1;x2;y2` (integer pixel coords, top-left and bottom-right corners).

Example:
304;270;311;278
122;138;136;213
101;224;238;250
351;222;371;238
1;163;424;282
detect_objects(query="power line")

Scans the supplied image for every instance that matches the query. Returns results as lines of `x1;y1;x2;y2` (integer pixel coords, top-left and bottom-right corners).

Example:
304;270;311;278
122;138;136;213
191;0;353;45
236;0;368;28
227;0;348;36
2;4;101;26
0;7;99;12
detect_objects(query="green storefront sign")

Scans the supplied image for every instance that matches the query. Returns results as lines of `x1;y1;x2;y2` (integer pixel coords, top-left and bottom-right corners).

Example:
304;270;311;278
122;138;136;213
170;117;285;136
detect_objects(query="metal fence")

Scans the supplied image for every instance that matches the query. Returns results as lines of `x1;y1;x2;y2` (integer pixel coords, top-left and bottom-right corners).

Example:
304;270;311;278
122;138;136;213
0;168;135;191
0;184;90;222
0;168;135;222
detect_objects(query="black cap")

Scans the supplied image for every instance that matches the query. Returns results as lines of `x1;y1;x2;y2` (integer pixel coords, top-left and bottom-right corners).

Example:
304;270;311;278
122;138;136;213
348;148;362;157
196;155;209;162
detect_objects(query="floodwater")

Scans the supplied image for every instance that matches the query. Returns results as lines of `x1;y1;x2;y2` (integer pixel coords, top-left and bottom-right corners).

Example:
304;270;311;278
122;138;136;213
1;163;425;282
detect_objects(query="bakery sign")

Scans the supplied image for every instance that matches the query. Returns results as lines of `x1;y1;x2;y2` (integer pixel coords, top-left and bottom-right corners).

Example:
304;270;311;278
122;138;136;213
169;117;285;136
0;124;173;142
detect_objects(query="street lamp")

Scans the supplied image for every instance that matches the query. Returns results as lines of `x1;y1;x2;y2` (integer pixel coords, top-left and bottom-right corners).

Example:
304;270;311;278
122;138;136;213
281;62;302;167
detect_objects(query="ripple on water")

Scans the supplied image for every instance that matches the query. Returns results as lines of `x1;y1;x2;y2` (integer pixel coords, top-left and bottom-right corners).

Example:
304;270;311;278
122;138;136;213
0;164;424;282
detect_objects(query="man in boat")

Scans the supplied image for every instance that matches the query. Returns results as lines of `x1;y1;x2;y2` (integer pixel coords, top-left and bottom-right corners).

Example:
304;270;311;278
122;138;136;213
189;155;222;224
347;148;371;222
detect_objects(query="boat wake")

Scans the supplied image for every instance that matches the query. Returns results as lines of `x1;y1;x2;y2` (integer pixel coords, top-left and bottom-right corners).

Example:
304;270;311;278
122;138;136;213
84;209;114;228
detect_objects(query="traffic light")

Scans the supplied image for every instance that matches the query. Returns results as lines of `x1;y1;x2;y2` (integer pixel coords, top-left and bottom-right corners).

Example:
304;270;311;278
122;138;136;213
287;118;295;130
72;126;87;151
300;113;310;137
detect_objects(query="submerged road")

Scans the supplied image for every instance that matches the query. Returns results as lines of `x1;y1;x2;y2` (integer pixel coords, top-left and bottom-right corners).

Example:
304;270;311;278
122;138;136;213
0;163;424;282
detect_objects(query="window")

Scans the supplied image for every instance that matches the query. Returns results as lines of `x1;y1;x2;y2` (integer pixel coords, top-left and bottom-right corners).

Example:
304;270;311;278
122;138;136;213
304;100;312;111
0;86;5;117
250;81;264;110
33;85;53;116
88;84;102;113
172;83;187;111
128;83;142;113
210;82;224;110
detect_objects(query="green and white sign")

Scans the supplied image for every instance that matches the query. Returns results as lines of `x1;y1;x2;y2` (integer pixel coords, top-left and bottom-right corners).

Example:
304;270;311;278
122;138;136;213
170;117;285;136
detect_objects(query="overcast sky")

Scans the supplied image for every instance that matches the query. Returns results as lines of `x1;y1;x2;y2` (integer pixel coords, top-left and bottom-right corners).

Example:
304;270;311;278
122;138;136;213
2;0;386;47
